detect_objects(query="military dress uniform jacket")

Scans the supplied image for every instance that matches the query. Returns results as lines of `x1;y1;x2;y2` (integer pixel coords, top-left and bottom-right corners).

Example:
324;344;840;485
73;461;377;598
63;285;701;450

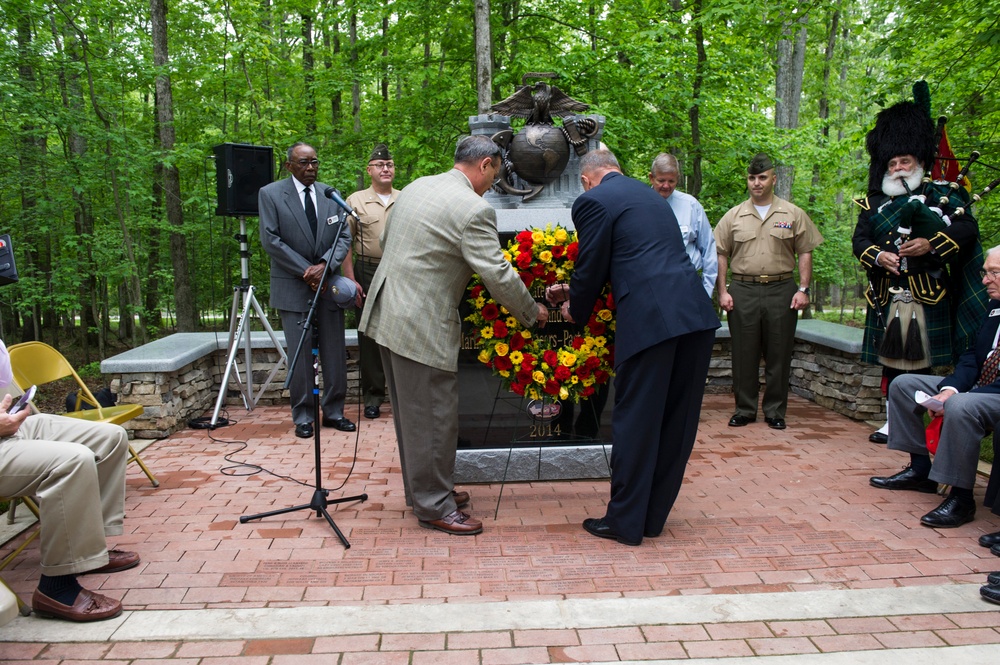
359;168;538;373
713;196;823;276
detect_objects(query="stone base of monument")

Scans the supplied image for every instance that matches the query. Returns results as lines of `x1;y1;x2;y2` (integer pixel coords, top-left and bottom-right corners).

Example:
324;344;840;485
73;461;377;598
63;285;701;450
455;444;611;483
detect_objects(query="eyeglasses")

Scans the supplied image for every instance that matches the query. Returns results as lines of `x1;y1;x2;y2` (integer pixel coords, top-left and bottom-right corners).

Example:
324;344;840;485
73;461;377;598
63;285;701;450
294;159;320;167
982;269;1000;281
370;162;395;171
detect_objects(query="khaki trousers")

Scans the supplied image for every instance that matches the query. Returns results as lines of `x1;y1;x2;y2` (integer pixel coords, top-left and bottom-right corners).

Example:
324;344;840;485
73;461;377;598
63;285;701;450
0;414;128;576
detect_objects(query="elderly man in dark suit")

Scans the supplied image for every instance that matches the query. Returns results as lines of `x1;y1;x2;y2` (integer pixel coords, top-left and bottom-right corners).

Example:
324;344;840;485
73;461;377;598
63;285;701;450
547;149;721;546
871;245;1000;530
259;142;356;439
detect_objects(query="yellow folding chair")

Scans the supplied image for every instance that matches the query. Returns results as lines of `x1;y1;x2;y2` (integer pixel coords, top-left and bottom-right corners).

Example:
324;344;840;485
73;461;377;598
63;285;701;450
7;341;158;487
0;495;40;617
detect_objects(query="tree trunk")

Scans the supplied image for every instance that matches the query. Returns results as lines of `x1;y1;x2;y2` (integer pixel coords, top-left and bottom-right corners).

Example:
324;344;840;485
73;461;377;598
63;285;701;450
810;10;839;208
474;0;492;114
302;13;316;135
151;0;196;331
774;10;808;201
689;0;706;197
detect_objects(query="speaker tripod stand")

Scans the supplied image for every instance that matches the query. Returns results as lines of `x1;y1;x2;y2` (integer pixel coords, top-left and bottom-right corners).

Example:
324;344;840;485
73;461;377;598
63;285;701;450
210;216;286;427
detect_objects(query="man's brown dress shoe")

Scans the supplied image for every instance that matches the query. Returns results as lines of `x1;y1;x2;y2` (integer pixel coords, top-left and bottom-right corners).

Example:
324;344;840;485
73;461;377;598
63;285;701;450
81;549;140;575
419;510;482;535
32;588;123;622
453;490;470;508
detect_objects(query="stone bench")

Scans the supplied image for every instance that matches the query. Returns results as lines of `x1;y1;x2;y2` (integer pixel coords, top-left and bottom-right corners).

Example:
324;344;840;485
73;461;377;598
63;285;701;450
101;330;359;438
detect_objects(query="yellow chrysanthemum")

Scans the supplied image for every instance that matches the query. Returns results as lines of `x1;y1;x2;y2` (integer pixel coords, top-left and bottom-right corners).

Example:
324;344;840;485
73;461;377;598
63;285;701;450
475;296;485;308
481;327;493;340
506;316;518;327
528;388;540;400
495;343;509;356
502;250;512;262
594;336;606;348
582;377;595;387
544;234;555;245
499;370;510;378
571;375;579;384
509;351;523;364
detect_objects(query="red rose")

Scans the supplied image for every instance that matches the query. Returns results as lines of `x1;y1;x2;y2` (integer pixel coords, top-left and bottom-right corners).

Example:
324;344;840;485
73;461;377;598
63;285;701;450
470;285;484;298
519;271;534;288
493;320;508;338
520;354;536;371
543;379;561;395
531;263;545;277
516;251;533;269
589;321;606;336
576;365;591;379
481;303;499;320
554;365;571;381
516;230;533;244
566;241;579;261
544;271;558;285
517;369;533;384
584;355;601;370
510;333;526;351
594;369;609;384
494;355;513;371
511;382;526;396
606;292;614;308
542;349;558;367
552;244;565;258
581;385;595;397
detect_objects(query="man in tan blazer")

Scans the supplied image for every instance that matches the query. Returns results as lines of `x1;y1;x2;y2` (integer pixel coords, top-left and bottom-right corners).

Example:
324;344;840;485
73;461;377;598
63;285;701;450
360;135;547;535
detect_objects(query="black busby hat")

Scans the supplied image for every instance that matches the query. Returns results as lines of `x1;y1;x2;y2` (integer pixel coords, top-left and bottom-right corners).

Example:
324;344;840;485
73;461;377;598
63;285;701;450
369;143;392;162
865;88;936;193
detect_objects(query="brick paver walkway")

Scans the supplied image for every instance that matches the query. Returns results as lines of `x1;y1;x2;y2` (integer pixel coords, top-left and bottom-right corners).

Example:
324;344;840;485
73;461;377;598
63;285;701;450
2;394;999;662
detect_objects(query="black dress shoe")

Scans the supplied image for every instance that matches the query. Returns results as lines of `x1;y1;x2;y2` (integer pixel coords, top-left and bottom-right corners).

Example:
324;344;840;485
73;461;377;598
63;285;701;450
323;417;356;432
643;529;662;538
364;405;380;419
765;417;786;430
991;543;1000;557
295;423;313;438
728;414;755;427
987;571;1000;585
980;582;1000;605
979;531;1000;548
920;496;976;528
582;517;640;546
869;467;937;493
869;431;888;444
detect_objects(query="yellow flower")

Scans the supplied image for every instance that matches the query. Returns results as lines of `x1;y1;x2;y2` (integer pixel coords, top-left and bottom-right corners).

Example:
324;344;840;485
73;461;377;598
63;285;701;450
598;309;612;321
531;230;545;243
571;375;579;384
582;377;595;387
594;336;606;348
509;351;523;364
539;250;553;263
502;250;512;262
475;296;485;308
544;234;555;245
560;352;577;367
495;343;509;356
559;387;569;400
500;305;509;314
528;388;539;400
554;228;568;243
481;327;494;340
532;370;546;384
478;349;491;363
499;370;510;378
506;316;518;327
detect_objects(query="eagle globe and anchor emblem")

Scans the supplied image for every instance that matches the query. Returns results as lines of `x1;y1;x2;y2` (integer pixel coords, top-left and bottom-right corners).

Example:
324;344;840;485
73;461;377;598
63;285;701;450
489;73;600;202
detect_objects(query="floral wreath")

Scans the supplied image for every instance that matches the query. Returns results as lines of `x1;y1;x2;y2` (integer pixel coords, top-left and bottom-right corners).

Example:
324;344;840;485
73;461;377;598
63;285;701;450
465;224;615;403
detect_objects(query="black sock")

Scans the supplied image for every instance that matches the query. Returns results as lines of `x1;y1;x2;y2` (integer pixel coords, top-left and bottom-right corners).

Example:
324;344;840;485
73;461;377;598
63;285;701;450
37;574;82;606
949;486;974;502
909;454;932;477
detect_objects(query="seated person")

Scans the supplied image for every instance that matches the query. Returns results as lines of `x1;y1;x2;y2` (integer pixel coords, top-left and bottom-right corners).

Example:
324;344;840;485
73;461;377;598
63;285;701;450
0;339;139;622
869;247;1000;529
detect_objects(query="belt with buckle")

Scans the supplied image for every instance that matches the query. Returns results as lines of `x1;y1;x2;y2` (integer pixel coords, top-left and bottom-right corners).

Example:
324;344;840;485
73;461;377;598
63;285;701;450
732;272;792;284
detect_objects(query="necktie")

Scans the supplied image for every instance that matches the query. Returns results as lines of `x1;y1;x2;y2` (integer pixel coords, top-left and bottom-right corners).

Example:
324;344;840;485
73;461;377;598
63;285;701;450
303;186;317;239
979;349;1000;387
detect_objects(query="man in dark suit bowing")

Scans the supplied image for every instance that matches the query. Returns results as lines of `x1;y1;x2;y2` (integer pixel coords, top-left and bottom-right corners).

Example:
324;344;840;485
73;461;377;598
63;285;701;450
871;245;1000;528
546;149;720;546
259;142;356;439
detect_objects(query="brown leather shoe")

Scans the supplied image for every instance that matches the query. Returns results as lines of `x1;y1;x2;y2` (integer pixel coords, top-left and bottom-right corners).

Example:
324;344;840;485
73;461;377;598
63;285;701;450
453;490;470;508
32;588;123;622
419;510;482;535
81;549;141;575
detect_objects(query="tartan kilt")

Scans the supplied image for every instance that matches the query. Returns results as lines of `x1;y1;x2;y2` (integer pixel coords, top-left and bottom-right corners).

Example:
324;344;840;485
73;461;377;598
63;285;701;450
862;298;953;366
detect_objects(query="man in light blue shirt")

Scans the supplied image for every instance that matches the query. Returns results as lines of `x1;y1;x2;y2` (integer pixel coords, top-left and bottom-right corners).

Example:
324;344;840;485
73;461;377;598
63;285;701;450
649;153;717;297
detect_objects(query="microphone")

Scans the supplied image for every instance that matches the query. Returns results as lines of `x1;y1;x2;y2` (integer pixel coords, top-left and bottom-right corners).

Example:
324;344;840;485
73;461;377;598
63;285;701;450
324;187;361;221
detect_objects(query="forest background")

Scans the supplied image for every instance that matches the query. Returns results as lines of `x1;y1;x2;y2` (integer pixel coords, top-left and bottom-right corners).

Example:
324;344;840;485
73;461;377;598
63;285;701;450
1;0;998;363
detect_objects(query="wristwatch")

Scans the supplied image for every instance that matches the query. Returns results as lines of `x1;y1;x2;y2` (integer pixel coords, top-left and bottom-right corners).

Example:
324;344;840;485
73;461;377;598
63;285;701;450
798;286;810;295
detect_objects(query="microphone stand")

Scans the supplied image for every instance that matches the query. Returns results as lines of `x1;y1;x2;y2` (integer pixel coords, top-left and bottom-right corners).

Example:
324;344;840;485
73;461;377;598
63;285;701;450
240;215;367;549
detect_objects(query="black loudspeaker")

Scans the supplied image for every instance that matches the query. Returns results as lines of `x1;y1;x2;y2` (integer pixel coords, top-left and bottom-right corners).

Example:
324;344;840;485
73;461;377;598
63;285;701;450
0;234;19;286
213;143;274;217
